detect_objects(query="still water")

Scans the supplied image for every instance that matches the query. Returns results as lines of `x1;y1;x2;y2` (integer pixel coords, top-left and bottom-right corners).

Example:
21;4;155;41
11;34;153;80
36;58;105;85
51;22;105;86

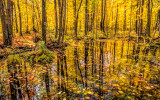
0;40;159;100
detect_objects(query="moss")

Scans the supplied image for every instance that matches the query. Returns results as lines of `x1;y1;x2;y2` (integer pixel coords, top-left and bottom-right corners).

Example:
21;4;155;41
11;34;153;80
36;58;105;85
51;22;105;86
8;54;22;65
27;41;54;65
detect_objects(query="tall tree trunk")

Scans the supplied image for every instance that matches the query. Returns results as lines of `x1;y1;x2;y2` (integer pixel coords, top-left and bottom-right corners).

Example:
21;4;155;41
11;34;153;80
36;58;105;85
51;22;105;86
0;0;8;45
54;0;58;38
146;0;151;37
25;0;29;33
100;0;106;32
58;0;63;44
74;0;77;37
85;0;88;35
14;4;18;33
123;0;126;33
115;4;118;37
91;1;95;38
100;0;104;32
62;0;66;42
75;0;83;38
7;0;13;45
32;0;36;32
42;0;47;43
158;10;160;35
135;0;139;35
17;0;22;36
140;0;144;36
129;1;132;38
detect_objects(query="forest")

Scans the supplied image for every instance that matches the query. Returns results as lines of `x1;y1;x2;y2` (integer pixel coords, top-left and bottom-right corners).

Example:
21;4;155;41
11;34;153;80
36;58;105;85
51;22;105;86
0;0;160;99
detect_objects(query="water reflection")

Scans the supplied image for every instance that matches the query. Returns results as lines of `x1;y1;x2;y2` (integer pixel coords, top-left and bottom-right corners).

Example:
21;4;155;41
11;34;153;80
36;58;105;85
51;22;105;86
0;40;160;100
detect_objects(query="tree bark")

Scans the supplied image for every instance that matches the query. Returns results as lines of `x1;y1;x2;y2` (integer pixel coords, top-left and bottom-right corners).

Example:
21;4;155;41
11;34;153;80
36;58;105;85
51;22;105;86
17;0;22;36
115;4;118;37
14;4;18;33
54;0;58;38
146;0;151;37
85;0;88;35
58;0;63;44
0;0;8;45
42;0;47;43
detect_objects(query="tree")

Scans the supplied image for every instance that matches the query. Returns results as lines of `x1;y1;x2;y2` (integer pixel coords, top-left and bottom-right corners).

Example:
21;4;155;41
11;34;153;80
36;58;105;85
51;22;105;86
0;0;13;46
42;0;47;43
54;0;58;38
17;0;22;36
85;0;89;35
146;0;151;37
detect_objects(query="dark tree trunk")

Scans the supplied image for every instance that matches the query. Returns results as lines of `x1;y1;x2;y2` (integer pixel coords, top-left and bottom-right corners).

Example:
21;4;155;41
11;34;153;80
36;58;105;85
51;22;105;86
0;0;8;45
84;42;89;87
14;4;18;33
135;0;139;35
146;0;151;37
62;0;66;42
42;0;47;43
85;0;89;35
158;10;160;35
115;4;118;37
58;0;63;44
123;0;126;33
7;0;13;46
54;0;58;38
17;0;22;36
45;67;50;99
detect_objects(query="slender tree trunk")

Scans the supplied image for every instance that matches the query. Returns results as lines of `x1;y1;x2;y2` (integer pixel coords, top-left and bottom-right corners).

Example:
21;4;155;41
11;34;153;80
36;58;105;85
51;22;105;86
129;1;132;38
74;0;77;37
115;4;118;37
140;0;144;36
42;0;47;43
100;0;104;32
25;0;29;33
158;10;160;35
36;1;42;29
54;0;58;38
58;0;63;44
17;0;22;36
135;0;139;34
123;0;126;33
32;0;36;32
75;0;83;38
84;42;89;87
146;0;151;37
92;1;95;38
14;4;18;33
62;0;66;41
85;0;88;35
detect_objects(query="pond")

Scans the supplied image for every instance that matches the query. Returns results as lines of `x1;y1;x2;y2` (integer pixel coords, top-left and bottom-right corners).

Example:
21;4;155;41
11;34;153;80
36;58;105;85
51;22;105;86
0;39;159;100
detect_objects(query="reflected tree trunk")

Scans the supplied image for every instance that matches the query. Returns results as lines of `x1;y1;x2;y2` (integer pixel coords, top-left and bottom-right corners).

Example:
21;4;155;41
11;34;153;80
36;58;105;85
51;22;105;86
98;42;104;98
84;42;89;87
45;65;50;99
